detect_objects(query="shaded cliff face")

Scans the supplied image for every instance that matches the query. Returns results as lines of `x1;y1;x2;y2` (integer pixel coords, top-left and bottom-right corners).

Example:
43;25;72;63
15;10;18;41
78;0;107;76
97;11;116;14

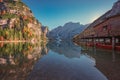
41;26;49;40
0;0;42;41
48;22;87;40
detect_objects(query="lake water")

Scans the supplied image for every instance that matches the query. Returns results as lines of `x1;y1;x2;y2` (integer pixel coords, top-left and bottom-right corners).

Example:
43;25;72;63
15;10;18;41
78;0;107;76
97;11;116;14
0;41;120;80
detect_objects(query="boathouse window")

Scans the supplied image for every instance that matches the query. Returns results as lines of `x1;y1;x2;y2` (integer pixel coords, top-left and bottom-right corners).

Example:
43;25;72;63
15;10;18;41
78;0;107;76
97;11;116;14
106;38;110;43
99;39;104;42
116;38;119;43
95;39;99;42
88;39;92;42
103;25;108;31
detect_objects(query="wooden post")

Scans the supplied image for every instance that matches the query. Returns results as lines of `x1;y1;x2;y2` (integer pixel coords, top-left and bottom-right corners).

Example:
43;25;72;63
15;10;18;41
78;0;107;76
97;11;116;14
103;38;106;44
118;37;120;44
112;49;115;62
93;38;96;54
93;38;96;47
112;36;115;50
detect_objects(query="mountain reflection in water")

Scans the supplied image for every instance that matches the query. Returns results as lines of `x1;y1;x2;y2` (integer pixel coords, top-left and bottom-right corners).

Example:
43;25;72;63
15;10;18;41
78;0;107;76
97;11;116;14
47;41;81;58
28;41;107;80
0;41;120;80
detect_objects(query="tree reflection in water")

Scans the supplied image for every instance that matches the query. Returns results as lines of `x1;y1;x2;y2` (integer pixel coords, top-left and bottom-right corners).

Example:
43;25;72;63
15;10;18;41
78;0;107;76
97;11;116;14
0;42;48;80
1;41;119;80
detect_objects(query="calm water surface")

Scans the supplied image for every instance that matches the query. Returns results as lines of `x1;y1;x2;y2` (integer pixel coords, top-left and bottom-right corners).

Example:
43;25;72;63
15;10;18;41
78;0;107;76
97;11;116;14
0;41;120;80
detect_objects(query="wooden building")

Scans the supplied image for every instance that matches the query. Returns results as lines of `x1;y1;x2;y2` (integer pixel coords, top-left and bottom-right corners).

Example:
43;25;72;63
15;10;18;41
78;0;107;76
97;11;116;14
76;0;120;51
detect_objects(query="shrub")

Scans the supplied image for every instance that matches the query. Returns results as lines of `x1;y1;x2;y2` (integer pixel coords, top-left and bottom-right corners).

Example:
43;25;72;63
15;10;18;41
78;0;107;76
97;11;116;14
2;13;18;19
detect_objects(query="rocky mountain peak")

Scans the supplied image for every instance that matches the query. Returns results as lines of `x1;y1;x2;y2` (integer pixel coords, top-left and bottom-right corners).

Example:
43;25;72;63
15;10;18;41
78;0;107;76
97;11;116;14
64;22;81;28
109;0;120;16
113;0;120;10
48;22;87;40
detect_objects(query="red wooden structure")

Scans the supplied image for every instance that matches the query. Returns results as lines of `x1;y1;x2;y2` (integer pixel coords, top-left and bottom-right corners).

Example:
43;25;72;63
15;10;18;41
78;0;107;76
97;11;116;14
76;0;120;51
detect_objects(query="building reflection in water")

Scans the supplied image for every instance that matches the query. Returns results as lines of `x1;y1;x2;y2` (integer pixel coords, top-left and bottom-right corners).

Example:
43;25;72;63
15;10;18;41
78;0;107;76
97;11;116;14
0;42;48;80
81;46;120;80
28;41;108;80
1;41;119;80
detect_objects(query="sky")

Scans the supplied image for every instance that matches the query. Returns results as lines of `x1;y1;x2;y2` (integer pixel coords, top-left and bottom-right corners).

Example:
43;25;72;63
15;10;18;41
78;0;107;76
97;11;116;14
22;0;116;30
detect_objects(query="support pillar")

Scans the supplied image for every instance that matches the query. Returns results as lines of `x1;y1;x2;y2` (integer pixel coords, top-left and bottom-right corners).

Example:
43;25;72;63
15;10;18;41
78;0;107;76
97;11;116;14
119;38;120;42
112;36;115;50
85;39;87;46
112;49;116;62
118;37;120;45
103;38;106;44
93;38;96;54
93;38;96;47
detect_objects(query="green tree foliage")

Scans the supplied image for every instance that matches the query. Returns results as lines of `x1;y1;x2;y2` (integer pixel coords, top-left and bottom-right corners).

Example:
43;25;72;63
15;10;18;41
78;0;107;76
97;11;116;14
1;13;18;19
0;0;43;41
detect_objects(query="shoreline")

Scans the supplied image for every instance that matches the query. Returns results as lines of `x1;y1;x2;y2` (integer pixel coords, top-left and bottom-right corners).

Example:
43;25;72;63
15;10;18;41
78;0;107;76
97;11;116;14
0;40;47;43
73;41;120;51
0;41;29;43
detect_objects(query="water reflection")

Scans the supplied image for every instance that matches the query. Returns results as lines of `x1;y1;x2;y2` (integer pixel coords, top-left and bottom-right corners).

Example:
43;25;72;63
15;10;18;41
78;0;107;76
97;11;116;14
1;41;120;80
81;46;120;80
0;42;48;80
28;41;107;80
47;41;81;58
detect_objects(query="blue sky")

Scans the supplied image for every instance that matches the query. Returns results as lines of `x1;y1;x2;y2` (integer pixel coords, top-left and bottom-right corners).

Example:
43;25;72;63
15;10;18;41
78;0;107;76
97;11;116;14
22;0;116;30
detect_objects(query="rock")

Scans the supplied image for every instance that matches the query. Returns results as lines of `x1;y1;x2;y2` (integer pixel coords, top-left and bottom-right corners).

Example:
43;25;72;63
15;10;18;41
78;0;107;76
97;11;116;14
48;22;88;40
41;26;49;40
108;0;120;17
0;0;44;41
0;19;7;25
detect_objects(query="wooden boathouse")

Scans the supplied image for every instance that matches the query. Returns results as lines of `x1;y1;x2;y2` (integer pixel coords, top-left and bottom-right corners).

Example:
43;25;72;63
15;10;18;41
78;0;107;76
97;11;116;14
74;0;120;51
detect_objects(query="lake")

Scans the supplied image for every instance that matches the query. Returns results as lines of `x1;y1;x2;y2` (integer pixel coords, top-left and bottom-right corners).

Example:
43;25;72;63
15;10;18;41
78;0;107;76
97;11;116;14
0;41;120;80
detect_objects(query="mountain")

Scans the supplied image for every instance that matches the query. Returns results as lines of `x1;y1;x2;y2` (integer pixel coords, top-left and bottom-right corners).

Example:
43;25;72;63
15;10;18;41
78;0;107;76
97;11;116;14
0;0;43;42
48;22;88;40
